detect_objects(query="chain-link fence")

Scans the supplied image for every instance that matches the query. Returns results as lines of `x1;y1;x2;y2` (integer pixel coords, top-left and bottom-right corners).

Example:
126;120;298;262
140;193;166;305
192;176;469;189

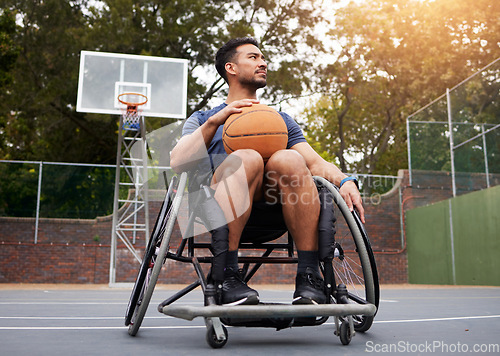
0;159;399;242
0;161;116;219
407;57;500;196
1;160;398;218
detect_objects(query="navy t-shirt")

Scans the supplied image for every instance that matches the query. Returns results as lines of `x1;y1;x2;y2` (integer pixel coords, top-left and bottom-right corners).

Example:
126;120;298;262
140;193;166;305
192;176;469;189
182;102;306;174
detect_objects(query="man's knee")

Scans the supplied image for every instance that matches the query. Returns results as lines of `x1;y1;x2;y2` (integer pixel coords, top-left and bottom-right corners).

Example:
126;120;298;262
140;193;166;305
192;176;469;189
215;149;264;185
266;150;309;179
233;149;265;177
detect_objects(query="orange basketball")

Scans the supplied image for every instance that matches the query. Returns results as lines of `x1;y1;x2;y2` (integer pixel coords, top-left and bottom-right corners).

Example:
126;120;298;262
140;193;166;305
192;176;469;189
222;104;288;161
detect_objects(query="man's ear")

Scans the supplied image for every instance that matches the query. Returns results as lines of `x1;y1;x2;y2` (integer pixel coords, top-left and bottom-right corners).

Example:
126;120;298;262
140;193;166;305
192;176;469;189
225;62;237;76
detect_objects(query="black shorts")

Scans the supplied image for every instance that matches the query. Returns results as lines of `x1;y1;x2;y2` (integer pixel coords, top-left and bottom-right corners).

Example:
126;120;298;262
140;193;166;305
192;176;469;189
187;170;288;243
240;200;288;243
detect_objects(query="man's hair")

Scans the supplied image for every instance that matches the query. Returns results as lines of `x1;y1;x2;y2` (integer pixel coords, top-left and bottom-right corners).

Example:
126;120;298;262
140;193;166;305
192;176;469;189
215;37;260;83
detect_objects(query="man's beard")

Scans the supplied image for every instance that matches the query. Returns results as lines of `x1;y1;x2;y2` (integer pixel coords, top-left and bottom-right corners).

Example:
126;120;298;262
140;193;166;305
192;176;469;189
239;75;267;90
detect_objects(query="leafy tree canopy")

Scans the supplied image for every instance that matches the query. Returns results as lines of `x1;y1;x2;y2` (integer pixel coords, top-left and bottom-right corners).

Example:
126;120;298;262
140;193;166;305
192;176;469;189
0;0;326;164
1;0;498;175
304;0;499;175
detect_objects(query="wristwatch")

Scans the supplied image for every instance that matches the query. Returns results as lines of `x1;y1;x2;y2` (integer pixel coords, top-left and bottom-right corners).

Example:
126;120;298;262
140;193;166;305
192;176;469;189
340;175;359;189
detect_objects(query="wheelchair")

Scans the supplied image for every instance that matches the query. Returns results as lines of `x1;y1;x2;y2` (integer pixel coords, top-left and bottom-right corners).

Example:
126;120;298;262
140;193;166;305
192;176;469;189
125;171;379;348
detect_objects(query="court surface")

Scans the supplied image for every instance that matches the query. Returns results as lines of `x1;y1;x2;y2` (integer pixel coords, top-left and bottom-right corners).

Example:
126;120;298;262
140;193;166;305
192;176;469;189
1;284;499;355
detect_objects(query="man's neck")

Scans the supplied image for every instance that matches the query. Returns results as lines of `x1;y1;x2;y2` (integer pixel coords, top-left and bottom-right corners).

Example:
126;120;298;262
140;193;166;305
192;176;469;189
225;86;258;104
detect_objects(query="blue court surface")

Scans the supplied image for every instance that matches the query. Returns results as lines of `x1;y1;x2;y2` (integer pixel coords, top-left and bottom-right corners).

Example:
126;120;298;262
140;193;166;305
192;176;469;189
1;284;499;355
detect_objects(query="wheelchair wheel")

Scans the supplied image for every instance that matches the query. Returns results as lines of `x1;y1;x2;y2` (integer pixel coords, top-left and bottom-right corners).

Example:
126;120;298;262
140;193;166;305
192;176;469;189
206;324;228;349
339;320;352;345
125;176;178;327
314;177;380;333
126;173;188;336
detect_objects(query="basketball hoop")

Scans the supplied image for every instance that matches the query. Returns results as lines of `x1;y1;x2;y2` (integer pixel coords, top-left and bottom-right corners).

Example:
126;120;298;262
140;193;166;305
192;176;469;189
118;93;148;130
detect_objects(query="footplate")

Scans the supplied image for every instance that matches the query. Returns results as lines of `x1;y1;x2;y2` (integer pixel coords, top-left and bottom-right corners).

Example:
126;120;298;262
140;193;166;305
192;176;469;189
161;303;376;321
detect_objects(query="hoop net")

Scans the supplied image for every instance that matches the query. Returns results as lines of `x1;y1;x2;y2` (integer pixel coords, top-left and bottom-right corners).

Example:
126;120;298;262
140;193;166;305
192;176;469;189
118;93;148;130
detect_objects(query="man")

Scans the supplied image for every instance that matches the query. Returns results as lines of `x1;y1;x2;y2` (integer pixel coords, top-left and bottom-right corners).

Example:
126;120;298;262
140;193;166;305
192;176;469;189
170;37;364;306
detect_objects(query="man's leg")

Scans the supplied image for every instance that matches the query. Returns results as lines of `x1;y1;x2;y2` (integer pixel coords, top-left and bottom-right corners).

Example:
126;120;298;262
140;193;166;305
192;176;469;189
212;149;264;249
211;149;264;305
265;150;319;250
265;150;326;304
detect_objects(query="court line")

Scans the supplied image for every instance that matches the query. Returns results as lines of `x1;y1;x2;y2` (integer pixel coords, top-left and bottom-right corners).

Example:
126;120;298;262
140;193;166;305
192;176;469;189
1;315;499;330
0;302;127;305
0;301;205;305
0;325;204;330
0;316;166;320
372;314;500;324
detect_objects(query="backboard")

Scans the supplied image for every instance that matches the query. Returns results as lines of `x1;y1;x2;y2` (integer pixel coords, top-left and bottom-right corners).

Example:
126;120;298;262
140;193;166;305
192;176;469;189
77;51;188;119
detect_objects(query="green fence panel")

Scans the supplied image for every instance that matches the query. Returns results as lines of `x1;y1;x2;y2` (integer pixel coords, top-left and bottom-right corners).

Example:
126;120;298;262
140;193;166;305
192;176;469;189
407;185;500;286
406;201;454;284
452;186;500;286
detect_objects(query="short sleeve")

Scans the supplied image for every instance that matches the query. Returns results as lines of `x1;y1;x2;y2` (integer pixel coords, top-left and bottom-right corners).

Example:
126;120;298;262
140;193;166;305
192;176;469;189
281;112;306;148
182;114;201;137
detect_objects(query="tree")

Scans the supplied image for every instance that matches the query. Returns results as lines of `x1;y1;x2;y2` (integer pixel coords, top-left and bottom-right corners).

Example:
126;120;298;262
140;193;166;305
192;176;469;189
85;0;327;117
1;0;327;163
0;10;18;88
1;0;117;163
0;9;19;158
304;0;500;175
0;0;327;218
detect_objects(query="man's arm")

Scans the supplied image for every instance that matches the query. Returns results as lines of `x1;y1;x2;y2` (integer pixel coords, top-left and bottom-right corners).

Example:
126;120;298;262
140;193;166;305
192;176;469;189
170;116;217;173
291;142;365;223
170;99;259;173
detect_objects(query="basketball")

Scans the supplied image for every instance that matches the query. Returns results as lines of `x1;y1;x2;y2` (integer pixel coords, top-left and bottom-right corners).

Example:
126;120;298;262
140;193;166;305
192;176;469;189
222;104;288;161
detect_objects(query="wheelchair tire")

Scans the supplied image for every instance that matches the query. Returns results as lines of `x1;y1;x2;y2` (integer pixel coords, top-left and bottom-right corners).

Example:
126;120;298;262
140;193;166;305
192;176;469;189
126;172;188;336
206;324;228;349
339;320;352;345
125;176;178;327
313;177;379;333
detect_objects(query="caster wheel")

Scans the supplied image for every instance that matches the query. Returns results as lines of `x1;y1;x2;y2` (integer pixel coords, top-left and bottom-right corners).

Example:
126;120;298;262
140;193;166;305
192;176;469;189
206;324;228;349
340;321;352;345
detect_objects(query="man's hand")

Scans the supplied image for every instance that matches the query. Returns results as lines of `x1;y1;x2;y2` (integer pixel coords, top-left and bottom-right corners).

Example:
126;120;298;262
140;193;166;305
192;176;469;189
208;99;260;127
171;99;261;173
339;181;365;223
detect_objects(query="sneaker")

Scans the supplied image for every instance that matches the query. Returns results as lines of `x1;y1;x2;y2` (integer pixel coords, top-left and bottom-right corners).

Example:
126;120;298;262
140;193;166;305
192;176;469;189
221;268;259;305
292;267;326;305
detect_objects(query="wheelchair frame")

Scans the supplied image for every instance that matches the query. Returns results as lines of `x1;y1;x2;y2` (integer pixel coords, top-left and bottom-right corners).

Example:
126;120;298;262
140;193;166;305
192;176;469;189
125;172;379;348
